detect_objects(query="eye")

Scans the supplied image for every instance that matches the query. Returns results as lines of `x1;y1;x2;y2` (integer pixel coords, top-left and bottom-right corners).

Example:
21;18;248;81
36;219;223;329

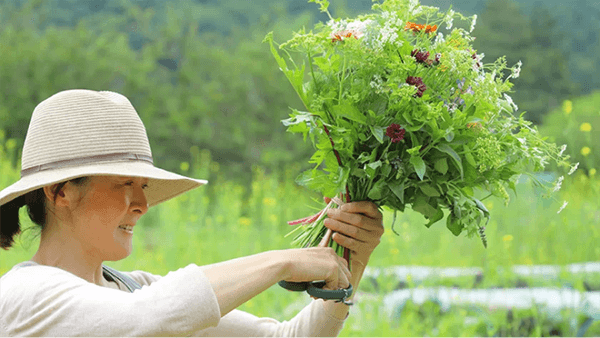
142;184;149;190
124;181;134;186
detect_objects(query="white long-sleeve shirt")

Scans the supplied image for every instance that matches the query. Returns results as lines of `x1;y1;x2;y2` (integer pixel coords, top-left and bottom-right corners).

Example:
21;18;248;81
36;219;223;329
0;261;346;336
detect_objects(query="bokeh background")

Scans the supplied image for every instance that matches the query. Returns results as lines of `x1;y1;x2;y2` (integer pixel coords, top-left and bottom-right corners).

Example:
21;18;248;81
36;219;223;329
1;0;599;336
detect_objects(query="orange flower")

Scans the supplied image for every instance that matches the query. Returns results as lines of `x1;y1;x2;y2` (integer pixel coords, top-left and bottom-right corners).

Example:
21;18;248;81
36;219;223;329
404;22;437;34
331;30;357;43
425;24;438;33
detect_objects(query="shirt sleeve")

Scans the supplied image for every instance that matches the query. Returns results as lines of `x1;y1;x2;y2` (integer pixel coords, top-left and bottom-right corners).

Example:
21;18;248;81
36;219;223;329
0;264;221;337
125;270;347;337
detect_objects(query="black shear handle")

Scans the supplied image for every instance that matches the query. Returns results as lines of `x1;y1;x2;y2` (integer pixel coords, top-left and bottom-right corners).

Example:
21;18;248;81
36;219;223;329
278;280;353;305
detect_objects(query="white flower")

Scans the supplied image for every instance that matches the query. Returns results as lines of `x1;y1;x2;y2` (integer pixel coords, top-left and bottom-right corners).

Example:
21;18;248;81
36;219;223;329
511;60;522;79
433;32;445;47
552;176;564;193
568;162;580;175
558;144;567;157
470;14;477;32
445;10;455;30
504;94;518;112
557;201;568;214
346;19;372;35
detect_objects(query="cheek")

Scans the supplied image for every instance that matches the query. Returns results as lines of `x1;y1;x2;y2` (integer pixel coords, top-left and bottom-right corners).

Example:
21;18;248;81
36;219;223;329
81;189;129;227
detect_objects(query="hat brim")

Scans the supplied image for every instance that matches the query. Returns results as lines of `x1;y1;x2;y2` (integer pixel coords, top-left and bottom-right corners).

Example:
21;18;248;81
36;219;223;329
0;161;207;207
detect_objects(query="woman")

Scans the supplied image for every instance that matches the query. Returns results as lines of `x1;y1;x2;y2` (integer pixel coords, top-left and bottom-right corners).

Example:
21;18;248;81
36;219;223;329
0;89;384;336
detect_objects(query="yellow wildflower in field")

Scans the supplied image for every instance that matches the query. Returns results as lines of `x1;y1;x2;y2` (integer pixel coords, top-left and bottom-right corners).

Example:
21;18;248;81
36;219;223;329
503;234;513;242
238;217;252;227
180;161;190;172
263;197;277;206
581;146;591;157
563;100;573;115
590;168;597;177
5;139;16;150
580;122;592;132
390;247;400;255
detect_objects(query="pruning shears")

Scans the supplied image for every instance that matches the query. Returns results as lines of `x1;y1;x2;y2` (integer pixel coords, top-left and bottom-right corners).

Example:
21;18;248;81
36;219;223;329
278;280;354;306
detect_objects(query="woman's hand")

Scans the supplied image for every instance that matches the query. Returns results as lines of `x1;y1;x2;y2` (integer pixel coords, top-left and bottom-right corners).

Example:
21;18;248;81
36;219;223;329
323;198;384;268
282;247;352;291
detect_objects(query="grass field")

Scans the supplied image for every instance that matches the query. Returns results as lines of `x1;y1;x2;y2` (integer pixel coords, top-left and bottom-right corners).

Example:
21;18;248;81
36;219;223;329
2;141;600;336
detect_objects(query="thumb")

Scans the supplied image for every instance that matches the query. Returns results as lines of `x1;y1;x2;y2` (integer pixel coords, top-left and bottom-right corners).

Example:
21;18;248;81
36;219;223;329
318;228;333;247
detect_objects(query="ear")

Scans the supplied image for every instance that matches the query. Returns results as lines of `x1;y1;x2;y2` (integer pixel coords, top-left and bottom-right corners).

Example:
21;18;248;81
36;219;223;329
43;183;74;208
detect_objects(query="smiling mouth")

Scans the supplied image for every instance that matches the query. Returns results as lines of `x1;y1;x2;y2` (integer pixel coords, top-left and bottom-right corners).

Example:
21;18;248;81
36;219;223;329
118;225;134;234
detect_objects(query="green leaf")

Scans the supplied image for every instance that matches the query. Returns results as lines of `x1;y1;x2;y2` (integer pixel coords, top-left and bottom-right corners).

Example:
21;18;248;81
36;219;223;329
370;125;385;143
367;180;387;200
473;198;490;217
434;158;448;175
265;33;307;105
425;209;444;228
388;181;405;203
410;155;426;180
446;213;463;236
420;184;440;197
437;144;463;180
412;195;437;219
445;131;455;142
332;104;367;124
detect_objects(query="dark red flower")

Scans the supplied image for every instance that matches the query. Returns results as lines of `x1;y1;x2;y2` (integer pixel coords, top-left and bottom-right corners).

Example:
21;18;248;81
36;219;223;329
386;123;406;143
406;76;427;97
411;49;430;64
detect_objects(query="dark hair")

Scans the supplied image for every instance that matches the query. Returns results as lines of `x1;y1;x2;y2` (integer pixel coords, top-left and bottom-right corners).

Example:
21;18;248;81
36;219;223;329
1;177;88;249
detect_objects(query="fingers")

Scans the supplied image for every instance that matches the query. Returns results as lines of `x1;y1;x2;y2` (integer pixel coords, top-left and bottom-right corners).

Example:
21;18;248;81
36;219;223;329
339;201;383;220
325;208;384;235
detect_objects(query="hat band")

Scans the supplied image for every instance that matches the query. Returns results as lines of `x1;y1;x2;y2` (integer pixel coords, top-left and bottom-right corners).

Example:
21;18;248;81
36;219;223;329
21;152;154;178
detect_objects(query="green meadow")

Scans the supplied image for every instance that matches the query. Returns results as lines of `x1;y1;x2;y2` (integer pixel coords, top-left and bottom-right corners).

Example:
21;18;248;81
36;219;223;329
2;129;600;336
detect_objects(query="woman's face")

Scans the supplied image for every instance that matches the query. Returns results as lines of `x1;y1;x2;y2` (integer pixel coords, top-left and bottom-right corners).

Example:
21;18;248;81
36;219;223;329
67;176;149;261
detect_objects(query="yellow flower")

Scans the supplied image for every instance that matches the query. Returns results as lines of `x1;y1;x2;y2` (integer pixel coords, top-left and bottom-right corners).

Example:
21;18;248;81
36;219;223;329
180;161;190;172
390;248;400;255
5;139;16;150
580;122;592;132
589;168;596;177
562;100;573;115
503;235;513;242
238;217;252;227
262;197;276;207
581;146;591;157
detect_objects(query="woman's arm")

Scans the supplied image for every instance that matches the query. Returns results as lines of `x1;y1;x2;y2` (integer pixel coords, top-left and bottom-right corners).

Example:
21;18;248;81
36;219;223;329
201;247;351;317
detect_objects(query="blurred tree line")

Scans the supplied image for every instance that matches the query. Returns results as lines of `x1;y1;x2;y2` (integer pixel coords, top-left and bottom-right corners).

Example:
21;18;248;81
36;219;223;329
0;0;596;182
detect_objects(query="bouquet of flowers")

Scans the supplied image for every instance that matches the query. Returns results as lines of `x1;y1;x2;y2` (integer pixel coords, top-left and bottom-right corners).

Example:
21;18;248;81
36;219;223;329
264;0;572;257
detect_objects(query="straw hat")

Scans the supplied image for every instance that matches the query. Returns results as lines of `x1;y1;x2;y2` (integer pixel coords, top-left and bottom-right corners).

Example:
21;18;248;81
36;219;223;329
0;89;207;208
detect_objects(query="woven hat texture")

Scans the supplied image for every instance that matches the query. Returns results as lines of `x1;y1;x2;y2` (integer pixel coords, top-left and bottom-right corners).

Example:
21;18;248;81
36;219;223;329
0;89;207;208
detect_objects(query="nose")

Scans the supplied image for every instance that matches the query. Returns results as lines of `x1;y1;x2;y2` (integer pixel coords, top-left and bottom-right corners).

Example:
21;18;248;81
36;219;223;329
130;185;149;215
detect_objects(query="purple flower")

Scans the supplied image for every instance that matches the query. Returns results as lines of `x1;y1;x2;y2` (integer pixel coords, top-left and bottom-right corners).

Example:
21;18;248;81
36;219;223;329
406;76;427;97
411;49;430;64
386;123;406;143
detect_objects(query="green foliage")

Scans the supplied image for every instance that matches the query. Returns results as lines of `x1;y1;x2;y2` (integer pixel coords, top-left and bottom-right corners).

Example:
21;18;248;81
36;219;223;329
268;0;571;251
539;91;600;175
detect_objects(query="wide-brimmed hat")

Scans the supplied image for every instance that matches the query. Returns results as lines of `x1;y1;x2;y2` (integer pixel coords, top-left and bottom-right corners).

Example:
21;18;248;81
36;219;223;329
0;89;207;208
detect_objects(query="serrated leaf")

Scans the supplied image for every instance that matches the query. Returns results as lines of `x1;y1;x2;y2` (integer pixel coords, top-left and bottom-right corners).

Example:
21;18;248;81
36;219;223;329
410;155;426;180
